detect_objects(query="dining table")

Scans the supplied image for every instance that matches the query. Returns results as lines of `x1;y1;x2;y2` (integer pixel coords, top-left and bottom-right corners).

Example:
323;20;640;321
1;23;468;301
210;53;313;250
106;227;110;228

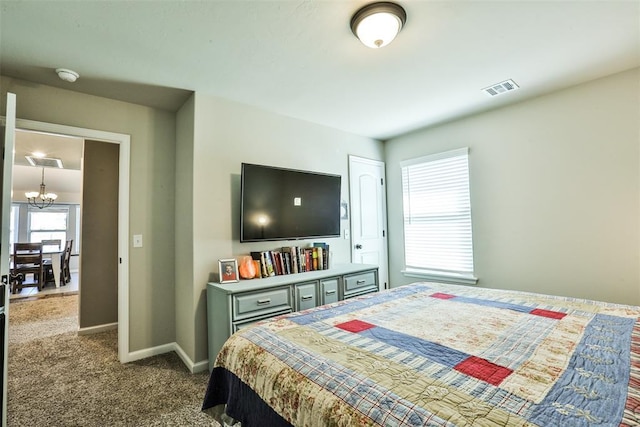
43;251;63;288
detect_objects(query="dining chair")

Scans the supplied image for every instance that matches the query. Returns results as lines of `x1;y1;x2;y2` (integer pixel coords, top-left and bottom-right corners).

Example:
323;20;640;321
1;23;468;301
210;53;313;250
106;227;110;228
41;239;62;252
12;242;45;292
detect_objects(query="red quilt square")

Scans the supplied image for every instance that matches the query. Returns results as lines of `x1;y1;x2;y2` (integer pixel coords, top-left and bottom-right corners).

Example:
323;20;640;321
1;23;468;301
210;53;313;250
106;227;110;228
335;320;375;333
454;356;513;386
530;309;567;320
430;293;456;300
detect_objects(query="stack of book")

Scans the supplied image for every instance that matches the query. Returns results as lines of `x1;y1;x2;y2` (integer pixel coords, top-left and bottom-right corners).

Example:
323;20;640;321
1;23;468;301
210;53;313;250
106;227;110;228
250;243;330;278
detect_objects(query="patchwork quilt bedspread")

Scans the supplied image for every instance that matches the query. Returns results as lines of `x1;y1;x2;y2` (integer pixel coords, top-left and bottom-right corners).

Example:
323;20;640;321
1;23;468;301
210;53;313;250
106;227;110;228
202;282;640;426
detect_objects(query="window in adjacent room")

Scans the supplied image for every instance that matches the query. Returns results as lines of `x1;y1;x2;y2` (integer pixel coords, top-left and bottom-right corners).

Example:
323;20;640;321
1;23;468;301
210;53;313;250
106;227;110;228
28;207;69;252
9;205;19;253
400;147;477;284
75;204;81;253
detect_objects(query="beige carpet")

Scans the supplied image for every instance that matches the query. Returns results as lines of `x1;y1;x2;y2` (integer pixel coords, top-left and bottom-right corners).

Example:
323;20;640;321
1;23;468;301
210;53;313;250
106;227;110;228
8;295;219;426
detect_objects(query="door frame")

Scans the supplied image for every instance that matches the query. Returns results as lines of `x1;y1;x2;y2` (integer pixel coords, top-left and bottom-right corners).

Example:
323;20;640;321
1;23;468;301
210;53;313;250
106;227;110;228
10;118;131;363
1;93;16;427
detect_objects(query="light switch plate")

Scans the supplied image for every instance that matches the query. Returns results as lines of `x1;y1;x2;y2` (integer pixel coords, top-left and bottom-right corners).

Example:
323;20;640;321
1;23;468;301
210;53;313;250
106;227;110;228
133;234;143;248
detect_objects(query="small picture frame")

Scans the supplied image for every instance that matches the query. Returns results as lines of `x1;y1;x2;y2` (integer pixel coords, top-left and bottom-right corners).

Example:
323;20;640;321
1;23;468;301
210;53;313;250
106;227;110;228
219;259;239;283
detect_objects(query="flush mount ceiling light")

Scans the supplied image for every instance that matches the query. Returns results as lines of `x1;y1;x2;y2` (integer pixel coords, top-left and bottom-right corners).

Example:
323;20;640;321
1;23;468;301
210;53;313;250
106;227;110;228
350;2;406;49
55;68;79;82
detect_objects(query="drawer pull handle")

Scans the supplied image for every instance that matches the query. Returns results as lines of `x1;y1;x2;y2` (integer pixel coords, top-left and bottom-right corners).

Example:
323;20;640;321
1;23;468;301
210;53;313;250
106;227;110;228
325;290;336;295
356;280;366;285
301;295;313;301
257;299;271;305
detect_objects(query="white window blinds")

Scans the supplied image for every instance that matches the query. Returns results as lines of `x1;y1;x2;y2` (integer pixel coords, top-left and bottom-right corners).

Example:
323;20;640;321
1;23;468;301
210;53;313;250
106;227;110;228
401;148;475;279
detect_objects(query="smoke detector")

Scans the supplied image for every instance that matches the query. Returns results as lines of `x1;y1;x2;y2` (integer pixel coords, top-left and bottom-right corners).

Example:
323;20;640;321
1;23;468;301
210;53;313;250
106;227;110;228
56;68;79;83
482;79;519;97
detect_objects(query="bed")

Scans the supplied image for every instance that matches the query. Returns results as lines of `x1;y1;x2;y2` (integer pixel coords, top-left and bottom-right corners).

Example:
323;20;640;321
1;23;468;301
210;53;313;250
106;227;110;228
202;282;640;426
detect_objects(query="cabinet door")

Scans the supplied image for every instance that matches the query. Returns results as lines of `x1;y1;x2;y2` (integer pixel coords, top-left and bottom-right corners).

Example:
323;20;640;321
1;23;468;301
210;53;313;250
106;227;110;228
320;277;339;305
295;281;318;311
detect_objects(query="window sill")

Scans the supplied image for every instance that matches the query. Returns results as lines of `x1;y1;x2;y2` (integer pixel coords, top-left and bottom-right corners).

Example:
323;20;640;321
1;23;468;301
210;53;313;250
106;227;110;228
401;269;478;286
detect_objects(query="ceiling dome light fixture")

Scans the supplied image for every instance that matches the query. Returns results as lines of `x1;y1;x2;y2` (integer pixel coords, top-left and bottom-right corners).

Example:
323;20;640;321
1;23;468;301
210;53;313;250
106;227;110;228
55;68;79;83
350;2;406;49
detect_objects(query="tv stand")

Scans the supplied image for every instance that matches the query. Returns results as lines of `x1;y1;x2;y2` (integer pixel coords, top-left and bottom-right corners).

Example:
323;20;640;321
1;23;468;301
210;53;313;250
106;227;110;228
206;263;379;371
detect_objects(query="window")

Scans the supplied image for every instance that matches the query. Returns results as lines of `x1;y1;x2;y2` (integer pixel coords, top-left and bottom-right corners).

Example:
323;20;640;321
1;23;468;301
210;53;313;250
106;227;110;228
75;205;81;253
28;207;69;251
9;205;19;252
400;147;476;284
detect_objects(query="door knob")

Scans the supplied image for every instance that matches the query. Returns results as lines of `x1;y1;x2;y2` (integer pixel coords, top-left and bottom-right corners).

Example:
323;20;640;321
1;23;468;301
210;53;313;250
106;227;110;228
355;244;362;249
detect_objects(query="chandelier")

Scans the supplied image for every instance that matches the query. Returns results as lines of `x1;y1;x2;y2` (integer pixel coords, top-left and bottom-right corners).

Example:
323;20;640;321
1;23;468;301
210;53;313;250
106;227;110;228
25;168;58;209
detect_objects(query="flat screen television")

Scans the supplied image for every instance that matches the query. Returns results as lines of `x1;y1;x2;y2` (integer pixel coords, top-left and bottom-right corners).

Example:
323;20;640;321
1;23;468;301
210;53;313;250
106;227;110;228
240;163;341;242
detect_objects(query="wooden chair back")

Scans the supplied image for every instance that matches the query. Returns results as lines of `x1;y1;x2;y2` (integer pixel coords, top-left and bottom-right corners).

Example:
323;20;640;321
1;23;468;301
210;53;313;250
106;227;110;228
12;242;44;291
14;242;43;259
41;239;62;252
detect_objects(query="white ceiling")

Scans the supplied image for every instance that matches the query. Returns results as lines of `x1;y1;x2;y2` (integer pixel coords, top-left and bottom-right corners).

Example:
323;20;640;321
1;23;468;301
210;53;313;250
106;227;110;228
11;130;84;197
14;130;83;170
1;1;639;140
12;164;82;197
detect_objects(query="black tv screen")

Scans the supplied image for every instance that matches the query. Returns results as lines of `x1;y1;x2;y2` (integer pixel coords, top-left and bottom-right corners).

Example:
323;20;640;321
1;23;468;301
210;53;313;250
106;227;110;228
240;163;341;242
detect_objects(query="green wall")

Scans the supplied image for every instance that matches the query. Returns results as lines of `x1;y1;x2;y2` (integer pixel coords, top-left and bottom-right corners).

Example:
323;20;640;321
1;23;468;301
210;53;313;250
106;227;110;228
385;68;640;305
177;93;384;365
1;76;177;351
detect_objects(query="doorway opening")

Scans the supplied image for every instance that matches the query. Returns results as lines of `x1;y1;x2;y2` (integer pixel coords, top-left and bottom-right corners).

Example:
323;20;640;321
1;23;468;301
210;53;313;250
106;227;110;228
10;118;130;362
10;129;83;302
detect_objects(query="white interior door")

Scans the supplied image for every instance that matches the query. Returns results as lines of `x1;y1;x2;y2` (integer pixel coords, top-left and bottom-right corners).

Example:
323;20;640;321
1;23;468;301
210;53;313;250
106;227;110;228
1;92;17;427
349;156;389;290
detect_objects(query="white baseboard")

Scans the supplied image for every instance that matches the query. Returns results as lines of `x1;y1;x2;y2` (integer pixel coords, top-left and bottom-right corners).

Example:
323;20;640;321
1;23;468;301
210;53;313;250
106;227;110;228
192;359;209;373
124;341;209;374
78;322;118;335
173;342;209;373
127;342;175;363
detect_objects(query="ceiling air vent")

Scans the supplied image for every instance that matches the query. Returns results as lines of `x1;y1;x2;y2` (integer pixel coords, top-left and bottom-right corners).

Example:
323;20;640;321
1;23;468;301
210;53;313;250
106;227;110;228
482;79;519;97
25;155;64;169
